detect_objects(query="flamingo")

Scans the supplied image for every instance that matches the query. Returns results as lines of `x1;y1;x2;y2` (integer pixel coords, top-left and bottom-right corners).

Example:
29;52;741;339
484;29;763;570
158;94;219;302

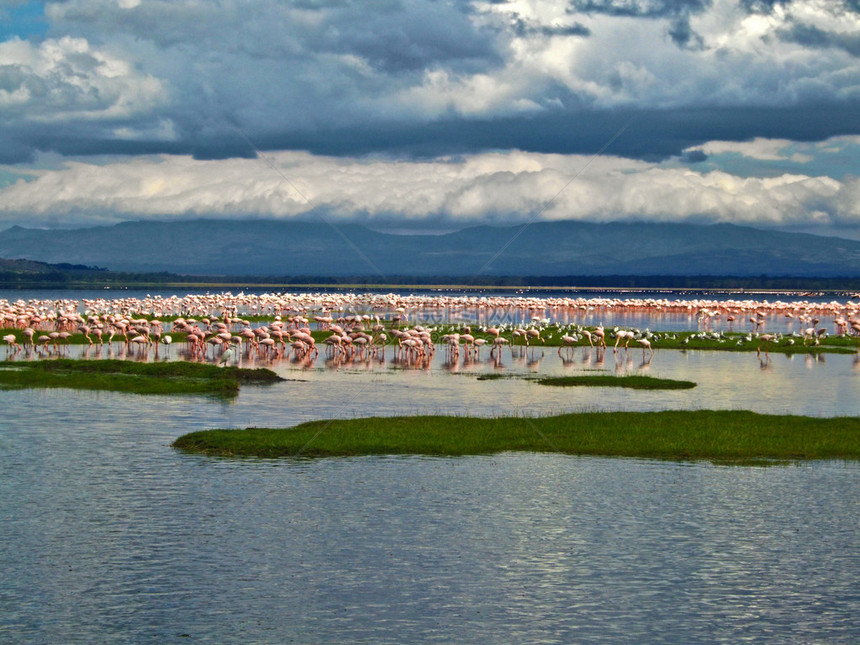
490;336;509;357
526;328;543;345
78;325;94;345
757;334;777;357
131;335;150;355
324;335;343;357
512;329;527;346
3;333;21;354
472;337;486;358
614;330;635;352
558;335;577;356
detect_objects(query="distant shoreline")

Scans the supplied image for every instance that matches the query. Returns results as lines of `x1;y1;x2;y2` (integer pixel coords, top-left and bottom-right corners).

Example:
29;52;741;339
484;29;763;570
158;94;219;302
3;276;860;295
3;283;859;299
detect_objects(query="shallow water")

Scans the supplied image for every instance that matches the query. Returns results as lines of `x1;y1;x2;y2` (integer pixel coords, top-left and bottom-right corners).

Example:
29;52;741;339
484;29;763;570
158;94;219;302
248;345;860;421
1;395;858;643
2;289;860;643
6;337;860;420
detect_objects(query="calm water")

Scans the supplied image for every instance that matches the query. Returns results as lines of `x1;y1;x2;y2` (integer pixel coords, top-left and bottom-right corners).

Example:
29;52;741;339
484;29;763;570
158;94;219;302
2;289;860;642
13;342;857;419
1;392;858;643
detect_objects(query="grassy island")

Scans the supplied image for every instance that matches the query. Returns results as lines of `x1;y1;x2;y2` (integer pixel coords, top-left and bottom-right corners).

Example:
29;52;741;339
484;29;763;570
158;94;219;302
537;375;696;389
0;359;283;397
172;410;860;462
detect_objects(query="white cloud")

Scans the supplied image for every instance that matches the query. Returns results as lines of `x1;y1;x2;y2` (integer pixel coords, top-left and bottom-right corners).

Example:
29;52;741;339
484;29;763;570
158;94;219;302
1;145;857;235
14;0;857;131
0;0;857;220
685;138;812;162
0;36;166;122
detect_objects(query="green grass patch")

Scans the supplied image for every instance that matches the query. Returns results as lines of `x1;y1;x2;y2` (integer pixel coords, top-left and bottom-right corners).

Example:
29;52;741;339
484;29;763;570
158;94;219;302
172;410;860;462
537;375;696;389
5;324;857;354
0;359;282;397
405;325;859;354
655;332;857;354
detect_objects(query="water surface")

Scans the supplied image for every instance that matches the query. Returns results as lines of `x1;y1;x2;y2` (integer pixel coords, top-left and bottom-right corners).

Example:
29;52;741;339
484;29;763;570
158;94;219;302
2;395;858;643
2;288;859;643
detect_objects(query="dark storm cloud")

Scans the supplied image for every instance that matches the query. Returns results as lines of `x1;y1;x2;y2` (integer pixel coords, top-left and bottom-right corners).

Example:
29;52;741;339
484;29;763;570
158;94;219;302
3;1;860;238
566;0;706;49
667;15;704;49
1;100;858;166
10;0;509;163
231;104;860;161
50;0;500;74
778;22;860;58
0;135;35;164
566;0;711;19
0;0;857;167
679;148;707;163
512;17;591;38
737;0;785;13
741;0;859;14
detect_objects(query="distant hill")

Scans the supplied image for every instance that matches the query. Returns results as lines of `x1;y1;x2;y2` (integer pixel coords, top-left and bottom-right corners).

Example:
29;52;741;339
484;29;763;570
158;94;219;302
1;218;859;278
0;257;111;287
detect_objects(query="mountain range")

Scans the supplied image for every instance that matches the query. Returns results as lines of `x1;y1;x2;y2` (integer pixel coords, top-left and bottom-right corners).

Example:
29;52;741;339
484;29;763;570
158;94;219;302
1;219;859;277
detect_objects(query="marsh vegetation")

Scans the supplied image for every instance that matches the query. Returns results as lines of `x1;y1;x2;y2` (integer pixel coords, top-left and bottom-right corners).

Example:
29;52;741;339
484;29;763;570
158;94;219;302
0;359;283;397
172;410;860;462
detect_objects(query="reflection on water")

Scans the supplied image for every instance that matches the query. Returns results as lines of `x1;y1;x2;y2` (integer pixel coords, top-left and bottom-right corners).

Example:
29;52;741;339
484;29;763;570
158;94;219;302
3;289;860;642
1;395;858;643
4;340;859;421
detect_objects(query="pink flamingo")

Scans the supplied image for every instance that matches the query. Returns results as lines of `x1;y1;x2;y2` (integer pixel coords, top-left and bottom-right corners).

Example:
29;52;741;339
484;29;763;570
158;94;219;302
614;330;635;352
3;333;21;354
490;336;509;358
472;337;486;358
131;335;150;355
757;334;776;357
78;325;94;345
526;329;543;345
558;335;577;356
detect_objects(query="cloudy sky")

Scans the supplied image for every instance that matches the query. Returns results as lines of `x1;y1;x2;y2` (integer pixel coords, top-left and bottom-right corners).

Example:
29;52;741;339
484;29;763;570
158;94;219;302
1;0;859;238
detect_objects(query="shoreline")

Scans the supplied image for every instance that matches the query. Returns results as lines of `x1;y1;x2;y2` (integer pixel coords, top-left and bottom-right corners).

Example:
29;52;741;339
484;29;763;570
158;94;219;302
2;282;859;297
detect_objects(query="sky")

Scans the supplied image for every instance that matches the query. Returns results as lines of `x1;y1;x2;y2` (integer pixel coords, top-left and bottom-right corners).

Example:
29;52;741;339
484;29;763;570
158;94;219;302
0;0;859;239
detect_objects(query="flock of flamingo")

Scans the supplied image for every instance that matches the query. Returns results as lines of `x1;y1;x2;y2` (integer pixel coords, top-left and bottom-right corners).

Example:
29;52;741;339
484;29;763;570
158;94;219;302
2;291;859;369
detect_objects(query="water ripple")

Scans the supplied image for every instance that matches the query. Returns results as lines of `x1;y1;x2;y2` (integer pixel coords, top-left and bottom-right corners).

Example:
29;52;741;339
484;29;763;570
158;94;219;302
2;365;859;642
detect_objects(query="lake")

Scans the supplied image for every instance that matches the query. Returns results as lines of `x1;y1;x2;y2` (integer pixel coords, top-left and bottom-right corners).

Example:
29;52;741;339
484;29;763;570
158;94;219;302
2;289;859;643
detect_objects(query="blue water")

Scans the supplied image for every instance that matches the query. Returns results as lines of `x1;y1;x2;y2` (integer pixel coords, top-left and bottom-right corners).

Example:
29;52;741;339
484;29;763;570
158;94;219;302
2;286;853;303
2;387;858;643
2;288;859;642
